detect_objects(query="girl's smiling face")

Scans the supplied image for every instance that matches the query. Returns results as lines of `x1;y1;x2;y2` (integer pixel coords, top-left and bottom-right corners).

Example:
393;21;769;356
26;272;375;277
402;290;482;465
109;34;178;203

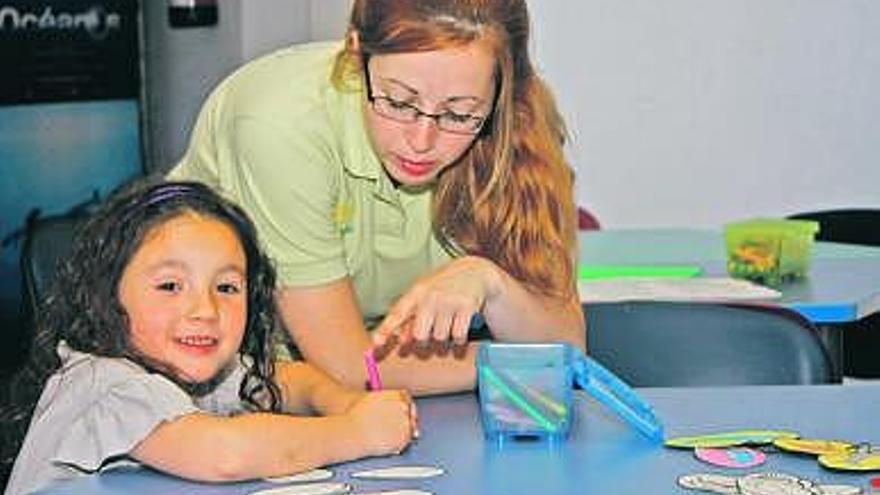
118;212;247;384
363;41;497;187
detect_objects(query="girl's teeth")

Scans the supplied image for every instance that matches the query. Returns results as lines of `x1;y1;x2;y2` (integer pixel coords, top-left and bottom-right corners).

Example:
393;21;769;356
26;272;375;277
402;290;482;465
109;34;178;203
179;336;216;345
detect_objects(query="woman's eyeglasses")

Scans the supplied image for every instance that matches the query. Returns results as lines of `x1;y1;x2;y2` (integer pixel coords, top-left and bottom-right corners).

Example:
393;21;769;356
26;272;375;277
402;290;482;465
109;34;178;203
363;63;489;135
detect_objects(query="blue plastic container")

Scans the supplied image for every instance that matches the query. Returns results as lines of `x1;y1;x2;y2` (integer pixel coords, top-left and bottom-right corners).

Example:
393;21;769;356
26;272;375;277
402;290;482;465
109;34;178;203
477;342;665;445
477;343;575;442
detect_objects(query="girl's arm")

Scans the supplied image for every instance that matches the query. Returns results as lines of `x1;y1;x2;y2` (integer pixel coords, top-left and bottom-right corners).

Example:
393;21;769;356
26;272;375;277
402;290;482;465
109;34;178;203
274;360;361;415
373;256;586;352
130;389;415;482
278;279;479;396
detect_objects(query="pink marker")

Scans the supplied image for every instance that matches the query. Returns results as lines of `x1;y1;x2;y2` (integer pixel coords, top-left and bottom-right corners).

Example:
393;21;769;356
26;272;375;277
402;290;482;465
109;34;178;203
364;348;383;391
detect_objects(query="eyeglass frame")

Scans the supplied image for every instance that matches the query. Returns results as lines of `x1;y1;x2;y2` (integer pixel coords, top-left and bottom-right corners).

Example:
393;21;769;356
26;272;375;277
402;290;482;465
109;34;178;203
362;55;492;135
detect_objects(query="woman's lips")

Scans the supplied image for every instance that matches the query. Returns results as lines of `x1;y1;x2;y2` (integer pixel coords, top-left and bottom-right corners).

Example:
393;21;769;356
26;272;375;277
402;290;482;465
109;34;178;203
397;156;436;177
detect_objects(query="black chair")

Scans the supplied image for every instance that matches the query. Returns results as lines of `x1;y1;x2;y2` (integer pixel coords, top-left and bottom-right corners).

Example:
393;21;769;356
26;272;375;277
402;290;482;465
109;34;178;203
788;209;880;378
2;208;96;489
788;209;880;247
585;301;835;387
15;213;88;368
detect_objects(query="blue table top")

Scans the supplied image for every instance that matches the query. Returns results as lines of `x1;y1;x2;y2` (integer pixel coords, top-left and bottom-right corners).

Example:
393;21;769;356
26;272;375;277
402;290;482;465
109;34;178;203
33;384;880;495
579;228;880;323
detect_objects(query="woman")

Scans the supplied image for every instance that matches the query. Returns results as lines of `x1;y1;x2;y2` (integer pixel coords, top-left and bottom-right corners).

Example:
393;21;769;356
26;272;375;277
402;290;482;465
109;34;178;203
168;0;584;396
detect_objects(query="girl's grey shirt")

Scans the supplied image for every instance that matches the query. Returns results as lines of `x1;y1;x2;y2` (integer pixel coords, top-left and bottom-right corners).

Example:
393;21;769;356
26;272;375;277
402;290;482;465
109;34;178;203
5;342;247;495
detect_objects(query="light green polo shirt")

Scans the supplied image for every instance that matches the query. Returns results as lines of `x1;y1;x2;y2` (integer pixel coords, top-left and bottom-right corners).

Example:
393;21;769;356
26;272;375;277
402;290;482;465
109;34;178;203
168;42;453;325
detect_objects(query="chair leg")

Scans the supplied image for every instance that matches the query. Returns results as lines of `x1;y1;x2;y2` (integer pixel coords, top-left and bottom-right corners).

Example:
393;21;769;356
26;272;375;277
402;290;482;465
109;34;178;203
815;324;844;383
842;313;880;378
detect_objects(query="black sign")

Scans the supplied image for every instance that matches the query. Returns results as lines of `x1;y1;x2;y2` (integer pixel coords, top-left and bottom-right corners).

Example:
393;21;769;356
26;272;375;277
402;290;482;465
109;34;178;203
0;0;140;105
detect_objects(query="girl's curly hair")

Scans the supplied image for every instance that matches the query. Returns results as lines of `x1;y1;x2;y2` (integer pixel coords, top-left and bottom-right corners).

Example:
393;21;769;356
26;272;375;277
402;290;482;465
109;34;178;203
1;178;282;479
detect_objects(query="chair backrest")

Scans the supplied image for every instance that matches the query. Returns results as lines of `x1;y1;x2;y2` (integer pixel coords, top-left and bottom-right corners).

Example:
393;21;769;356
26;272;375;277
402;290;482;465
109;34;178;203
2;213;86;488
788;209;880;246
21;215;86;311
18;213;88;349
585;301;834;387
788;209;880;378
578;207;601;231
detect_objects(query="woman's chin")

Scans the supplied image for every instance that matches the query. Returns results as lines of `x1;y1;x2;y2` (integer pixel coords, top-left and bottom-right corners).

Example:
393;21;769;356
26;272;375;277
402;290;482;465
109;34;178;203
388;168;439;190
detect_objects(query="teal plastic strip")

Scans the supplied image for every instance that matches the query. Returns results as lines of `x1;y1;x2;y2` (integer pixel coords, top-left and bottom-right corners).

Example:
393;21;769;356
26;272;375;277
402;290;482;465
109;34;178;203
500;370;569;418
480;366;558;432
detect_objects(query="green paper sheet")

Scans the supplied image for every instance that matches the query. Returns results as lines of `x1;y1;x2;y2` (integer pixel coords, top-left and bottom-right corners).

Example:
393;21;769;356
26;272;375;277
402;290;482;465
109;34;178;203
579;264;702;280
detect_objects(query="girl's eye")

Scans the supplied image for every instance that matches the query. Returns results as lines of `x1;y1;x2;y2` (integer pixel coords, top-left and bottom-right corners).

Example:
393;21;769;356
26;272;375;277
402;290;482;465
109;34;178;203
156;281;181;292
217;282;242;295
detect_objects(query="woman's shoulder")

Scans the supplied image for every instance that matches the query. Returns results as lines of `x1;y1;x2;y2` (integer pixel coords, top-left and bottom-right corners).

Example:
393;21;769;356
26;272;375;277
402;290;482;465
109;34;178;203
220;40;347;119
239;41;341;82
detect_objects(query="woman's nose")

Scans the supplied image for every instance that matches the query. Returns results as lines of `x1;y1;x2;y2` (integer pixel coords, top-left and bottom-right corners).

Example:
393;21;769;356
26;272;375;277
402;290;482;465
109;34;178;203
405;116;440;154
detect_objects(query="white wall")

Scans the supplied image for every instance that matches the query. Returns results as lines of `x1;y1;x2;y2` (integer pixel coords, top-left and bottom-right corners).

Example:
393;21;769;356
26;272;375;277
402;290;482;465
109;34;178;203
143;0;349;172
310;0;351;41
142;0;243;171
241;0;311;62
145;1;880;228
529;0;880;228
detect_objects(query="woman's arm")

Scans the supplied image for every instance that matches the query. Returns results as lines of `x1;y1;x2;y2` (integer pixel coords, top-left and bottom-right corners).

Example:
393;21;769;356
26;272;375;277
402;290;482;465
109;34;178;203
278;279;479;396
373;256;586;352
130;389;416;482
474;258;586;351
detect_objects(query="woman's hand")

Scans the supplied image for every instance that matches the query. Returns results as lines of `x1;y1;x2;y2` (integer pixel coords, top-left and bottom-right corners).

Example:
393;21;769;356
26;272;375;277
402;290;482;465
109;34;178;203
278;280;480;396
372;256;500;349
346;390;419;456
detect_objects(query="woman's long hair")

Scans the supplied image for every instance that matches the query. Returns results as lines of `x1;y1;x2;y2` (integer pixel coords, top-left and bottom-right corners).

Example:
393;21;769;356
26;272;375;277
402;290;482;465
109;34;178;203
332;0;577;298
1;179;282;480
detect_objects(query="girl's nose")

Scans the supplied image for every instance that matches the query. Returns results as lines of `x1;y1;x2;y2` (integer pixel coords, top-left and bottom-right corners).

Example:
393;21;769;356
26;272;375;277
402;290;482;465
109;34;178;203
405;116;440;154
188;289;219;320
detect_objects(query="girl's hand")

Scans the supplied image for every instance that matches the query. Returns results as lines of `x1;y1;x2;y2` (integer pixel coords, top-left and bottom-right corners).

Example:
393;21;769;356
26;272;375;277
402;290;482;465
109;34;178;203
332;386;366;415
372;256;500;349
346;390;418;456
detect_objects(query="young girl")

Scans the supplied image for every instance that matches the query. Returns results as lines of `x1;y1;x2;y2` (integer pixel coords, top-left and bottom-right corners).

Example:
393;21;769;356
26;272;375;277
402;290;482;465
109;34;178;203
2;180;417;495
